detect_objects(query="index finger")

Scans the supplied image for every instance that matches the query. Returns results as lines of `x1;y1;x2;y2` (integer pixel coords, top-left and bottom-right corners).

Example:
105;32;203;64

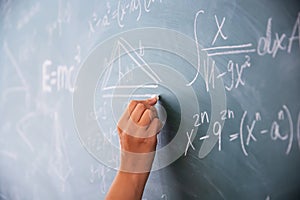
128;96;158;114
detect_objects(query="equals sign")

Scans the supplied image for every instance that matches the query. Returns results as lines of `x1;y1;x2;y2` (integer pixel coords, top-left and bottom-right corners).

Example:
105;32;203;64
229;133;239;141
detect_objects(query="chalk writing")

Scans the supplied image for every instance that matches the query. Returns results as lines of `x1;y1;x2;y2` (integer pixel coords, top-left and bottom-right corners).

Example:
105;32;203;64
42;60;75;93
74;45;81;64
0;1;299;200
203;43;255;57
48;112;73;192
2;42;41;154
89;164;111;194
258;12;300;57
16;2;40;30
220;109;234;120
193;112;209;127
46;0;71;37
100;38;160;100
184;129;195;156
16;112;36;152
88;0;163;32
217;56;251;91
288;12;300;53
25;146;47;184
189;10;300;93
212;15;228;45
186;9;204;87
188;10;256;91
203;56;216;92
186;105;300;157
0;150;18;160
213;121;222;151
0;194;8;200
230;105;297;156
2;42;30;107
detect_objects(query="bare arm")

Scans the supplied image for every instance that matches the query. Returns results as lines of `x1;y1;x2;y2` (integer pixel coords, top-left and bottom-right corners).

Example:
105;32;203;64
105;97;162;200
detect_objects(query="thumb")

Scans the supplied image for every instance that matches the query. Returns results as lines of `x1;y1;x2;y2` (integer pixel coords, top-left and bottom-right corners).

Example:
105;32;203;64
146;96;158;106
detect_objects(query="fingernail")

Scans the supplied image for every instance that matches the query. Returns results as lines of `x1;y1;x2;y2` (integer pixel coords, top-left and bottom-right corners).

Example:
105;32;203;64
151;95;159;101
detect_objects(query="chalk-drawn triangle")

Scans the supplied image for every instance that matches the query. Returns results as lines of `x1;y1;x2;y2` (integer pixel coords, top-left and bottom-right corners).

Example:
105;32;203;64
101;37;161;92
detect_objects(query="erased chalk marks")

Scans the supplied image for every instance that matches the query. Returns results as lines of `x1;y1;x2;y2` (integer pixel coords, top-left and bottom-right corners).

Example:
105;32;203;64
89;164;111;194
16;112;37;152
48;112;73;192
2;42;30;107
0;193;8;200
16;2;40;30
46;0;71;38
0;150;18;160
2;42;38;152
74;45;81;65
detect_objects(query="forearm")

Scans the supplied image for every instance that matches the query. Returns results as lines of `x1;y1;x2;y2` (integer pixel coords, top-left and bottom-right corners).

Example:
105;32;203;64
105;97;162;199
105;171;150;200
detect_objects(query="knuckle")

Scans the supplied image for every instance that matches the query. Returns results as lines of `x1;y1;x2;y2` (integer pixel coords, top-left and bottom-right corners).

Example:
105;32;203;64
128;100;137;113
140;110;151;124
144;108;151;116
129;100;136;107
136;103;145;110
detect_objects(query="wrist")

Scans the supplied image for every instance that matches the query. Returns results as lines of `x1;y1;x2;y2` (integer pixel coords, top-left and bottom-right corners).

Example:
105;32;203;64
120;150;156;173
117;171;150;191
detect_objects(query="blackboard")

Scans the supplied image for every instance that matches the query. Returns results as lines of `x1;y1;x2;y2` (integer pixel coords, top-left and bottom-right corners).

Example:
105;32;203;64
1;0;300;199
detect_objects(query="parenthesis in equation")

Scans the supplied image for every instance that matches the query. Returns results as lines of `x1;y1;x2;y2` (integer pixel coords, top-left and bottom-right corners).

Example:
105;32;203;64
283;105;293;155
240;111;248;156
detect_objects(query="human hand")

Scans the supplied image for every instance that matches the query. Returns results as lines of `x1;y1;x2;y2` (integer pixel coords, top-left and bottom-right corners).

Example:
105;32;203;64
117;96;163;172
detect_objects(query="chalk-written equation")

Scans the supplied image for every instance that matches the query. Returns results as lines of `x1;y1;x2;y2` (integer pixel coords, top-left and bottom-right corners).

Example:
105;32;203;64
42;45;81;93
93;10;300;160
185;105;300;157
88;0;163;32
188;10;300;92
42;60;74;92
42;60;75;93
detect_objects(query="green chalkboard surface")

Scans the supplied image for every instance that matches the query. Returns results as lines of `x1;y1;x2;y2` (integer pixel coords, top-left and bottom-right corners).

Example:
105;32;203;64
1;0;300;199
